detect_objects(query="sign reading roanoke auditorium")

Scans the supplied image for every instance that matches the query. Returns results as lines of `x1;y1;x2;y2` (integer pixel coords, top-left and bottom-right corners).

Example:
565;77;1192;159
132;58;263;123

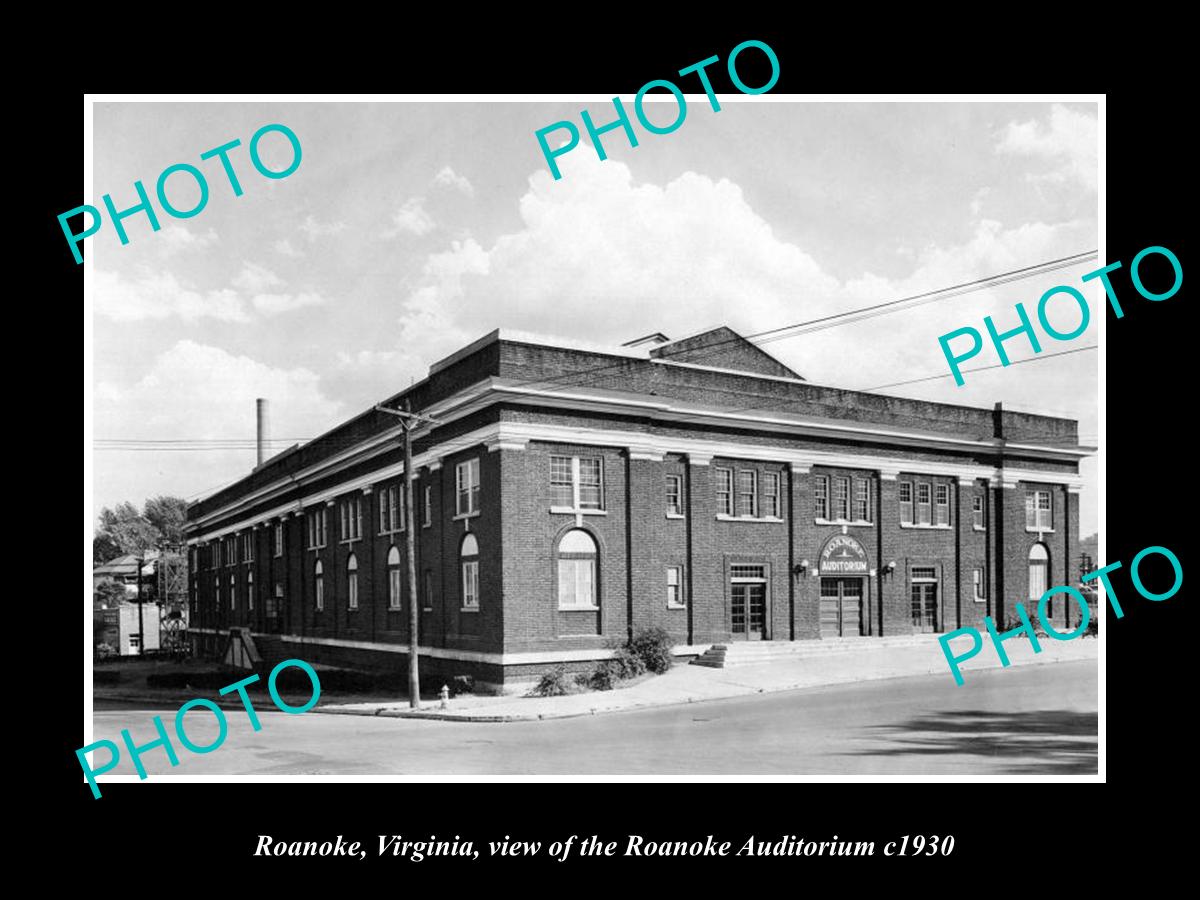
819;534;869;574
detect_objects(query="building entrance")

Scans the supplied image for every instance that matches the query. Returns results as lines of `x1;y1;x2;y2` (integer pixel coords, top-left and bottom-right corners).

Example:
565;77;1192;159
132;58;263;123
820;577;863;638
730;565;768;640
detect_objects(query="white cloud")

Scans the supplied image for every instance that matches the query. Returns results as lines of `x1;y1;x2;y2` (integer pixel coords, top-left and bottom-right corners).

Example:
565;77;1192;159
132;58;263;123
94;340;342;506
273;238;302;258
92;267;249;323
433;166;474;196
93;264;328;323
384;197;436;237
250;291;327;315
156;225;218;255
997;104;1098;191
232;261;285;294
299;215;347;241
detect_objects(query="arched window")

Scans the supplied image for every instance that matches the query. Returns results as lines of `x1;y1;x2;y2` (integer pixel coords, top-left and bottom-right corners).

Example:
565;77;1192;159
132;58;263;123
314;560;324;611
247;570;254;612
387;546;402;610
1029;543;1049;602
461;533;479;610
347;553;359;610
557;529;598;609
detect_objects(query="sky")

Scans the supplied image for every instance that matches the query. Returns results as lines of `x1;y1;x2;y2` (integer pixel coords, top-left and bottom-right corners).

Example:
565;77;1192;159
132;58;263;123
89;99;1100;536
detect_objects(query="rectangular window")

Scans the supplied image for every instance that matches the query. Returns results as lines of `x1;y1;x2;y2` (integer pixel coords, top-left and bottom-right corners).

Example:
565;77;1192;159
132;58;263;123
550;455;605;510
348;571;358;610
550;456;574;507
935;484;950;526
911;566;937;581
973;567;987;602
666;566;685;608
389;567;401;610
379;487;390;534
666;474;683;516
814;475;829;519
917;483;931;525
340;503;348;540
308;509;327;548
388;485;404;532
247;577;254;611
456;458;481;516
423;485;432;527
578;458;602;509
229;575;236;609
557;559;596;609
226;537;235;566
315;575;324;611
763;472;781;519
715;467;734;516
274;522;283;557
834;476;850;521
424;570;434;612
213;542;220;568
737;470;758;517
1027;490;1053;530
899;481;913;524
341;498;362;540
462;560;479;610
853;479;870;522
973;495;985;529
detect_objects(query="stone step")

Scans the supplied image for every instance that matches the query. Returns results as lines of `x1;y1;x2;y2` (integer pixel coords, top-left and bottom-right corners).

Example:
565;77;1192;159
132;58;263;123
691;636;938;668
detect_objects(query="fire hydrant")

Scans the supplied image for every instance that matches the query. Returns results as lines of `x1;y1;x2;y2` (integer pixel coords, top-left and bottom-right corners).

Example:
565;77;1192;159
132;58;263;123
439;684;450;709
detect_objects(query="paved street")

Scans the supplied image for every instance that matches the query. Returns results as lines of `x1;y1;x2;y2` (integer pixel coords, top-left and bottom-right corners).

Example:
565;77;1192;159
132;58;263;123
92;660;1096;778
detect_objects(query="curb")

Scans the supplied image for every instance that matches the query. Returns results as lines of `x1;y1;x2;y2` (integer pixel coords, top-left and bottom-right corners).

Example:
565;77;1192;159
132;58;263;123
311;649;1098;723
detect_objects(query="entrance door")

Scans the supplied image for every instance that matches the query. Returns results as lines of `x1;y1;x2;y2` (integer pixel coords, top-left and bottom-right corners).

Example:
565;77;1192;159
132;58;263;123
911;582;938;633
730;565;768;640
819;578;863;638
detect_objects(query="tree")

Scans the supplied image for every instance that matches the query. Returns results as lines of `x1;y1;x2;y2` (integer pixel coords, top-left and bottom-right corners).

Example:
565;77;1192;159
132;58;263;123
144;495;189;545
96;501;159;556
93;533;122;565
94;580;128;609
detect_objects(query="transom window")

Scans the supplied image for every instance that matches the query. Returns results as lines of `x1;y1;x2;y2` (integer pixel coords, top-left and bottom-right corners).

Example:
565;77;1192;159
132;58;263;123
1026;490;1053;530
456;458;481;516
557;529;598;609
730;564;766;581
911;566;937;581
461;533;480;611
550;455;604;510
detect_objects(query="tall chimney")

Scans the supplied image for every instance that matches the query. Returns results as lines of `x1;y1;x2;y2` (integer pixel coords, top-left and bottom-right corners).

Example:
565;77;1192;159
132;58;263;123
256;398;270;466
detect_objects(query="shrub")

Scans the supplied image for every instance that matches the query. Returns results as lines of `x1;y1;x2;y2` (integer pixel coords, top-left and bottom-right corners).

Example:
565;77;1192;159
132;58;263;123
93;643;118;661
530;666;573;697
574;672;592;688
629;626;674;674
588;660;620;691
610;645;646;679
450;675;475;697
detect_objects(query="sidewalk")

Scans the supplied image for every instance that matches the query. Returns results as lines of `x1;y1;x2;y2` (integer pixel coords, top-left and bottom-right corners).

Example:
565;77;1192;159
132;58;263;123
313;636;1099;723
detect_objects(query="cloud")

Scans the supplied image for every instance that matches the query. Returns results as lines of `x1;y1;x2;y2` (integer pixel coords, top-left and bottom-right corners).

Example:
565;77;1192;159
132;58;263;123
250;292;327;315
93;264;328;323
384;197;436;237
299;215;347;241
156;225;218;255
94;340;342;506
997;104;1098;191
232;261;286;294
273;238;302;258
433;166;474;196
93;267;249;323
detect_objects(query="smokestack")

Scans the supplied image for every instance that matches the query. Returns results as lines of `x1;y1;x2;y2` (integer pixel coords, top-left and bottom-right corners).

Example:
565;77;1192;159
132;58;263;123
256;398;270;466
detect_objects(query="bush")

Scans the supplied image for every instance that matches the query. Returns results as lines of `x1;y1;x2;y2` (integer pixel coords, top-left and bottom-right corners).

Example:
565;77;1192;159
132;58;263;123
450;675;475;697
93;643;118;661
530;666;574;697
610;645;646;679
629;626;674;674
588;660;620;691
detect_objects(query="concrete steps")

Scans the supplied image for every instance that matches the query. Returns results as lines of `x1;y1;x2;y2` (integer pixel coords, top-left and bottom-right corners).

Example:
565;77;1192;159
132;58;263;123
691;636;937;668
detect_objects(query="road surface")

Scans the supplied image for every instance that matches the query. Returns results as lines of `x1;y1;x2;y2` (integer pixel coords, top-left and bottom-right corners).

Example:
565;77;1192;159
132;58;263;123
92;660;1096;778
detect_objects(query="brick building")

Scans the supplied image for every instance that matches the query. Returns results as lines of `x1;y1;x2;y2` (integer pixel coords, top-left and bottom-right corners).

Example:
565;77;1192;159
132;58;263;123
184;327;1088;692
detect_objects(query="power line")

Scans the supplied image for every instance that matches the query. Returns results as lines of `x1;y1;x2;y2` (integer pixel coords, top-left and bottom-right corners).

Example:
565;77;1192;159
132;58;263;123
862;345;1098;391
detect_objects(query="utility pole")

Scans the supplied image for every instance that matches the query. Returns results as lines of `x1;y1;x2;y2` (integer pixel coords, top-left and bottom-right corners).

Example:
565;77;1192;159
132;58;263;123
135;552;145;656
375;400;443;708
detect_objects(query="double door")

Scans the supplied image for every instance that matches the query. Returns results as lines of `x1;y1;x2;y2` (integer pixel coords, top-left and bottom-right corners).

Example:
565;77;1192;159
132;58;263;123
730;582;767;640
820;577;863;638
911;582;938;633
